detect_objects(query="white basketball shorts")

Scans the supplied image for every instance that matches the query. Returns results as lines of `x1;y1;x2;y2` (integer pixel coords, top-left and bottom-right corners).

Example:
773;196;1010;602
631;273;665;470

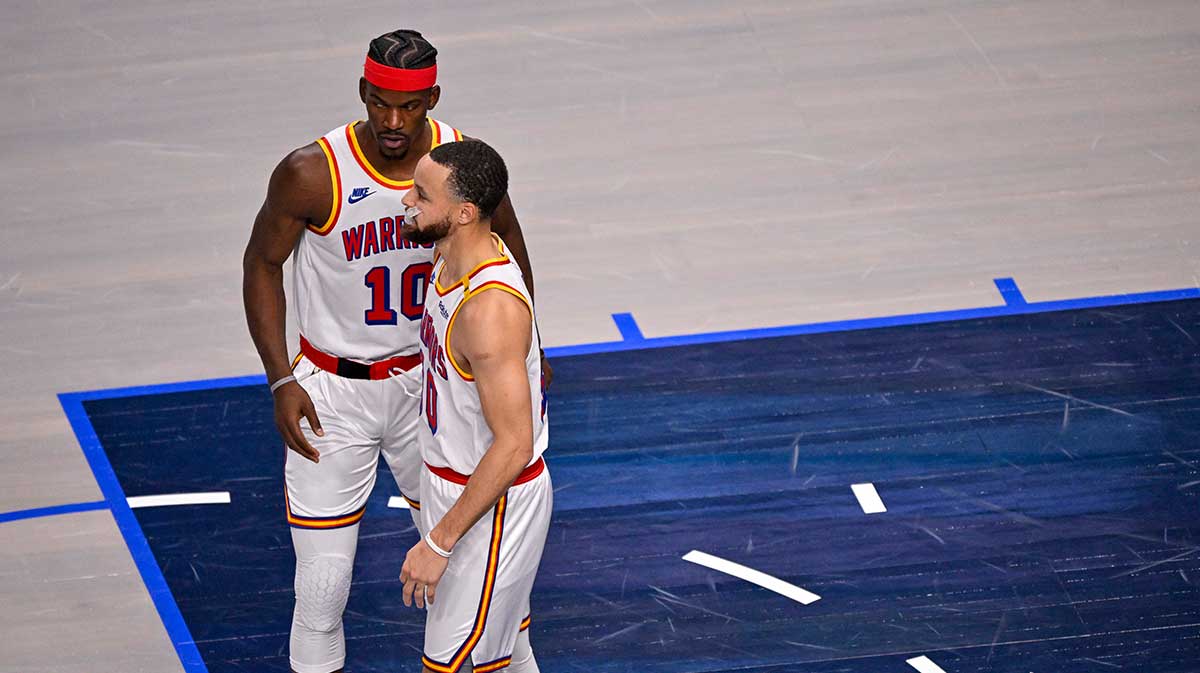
284;355;424;530
419;460;552;673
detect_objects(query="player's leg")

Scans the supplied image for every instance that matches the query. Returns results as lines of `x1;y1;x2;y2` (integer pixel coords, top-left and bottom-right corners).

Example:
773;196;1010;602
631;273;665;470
420;467;553;673
290;524;358;673
285;360;383;673
508;627;538;673
380;365;425;533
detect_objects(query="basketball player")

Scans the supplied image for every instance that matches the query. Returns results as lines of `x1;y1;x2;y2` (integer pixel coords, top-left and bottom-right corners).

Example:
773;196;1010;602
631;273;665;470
241;30;542;673
398;141;551;673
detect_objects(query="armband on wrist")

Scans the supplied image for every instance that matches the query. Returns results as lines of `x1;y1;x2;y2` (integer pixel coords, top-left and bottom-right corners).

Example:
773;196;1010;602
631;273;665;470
269;375;296;394
425;531;453;558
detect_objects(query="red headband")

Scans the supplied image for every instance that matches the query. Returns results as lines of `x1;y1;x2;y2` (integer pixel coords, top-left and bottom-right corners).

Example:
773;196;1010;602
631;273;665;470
363;58;437;91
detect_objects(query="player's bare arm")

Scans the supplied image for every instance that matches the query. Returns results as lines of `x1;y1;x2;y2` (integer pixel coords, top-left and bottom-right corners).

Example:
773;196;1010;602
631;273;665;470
400;289;535;608
242;144;331;463
488;193;554;385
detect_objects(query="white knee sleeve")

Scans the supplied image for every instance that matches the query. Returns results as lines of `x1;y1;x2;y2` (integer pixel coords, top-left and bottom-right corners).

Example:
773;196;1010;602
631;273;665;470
290;525;358;673
295;552;353;632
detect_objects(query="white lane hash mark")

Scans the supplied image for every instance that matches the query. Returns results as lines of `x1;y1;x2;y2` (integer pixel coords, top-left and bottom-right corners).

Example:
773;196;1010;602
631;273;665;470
127;492;231;508
682;550;820;605
907;655;948;673
851;482;887;514
387;496;411;509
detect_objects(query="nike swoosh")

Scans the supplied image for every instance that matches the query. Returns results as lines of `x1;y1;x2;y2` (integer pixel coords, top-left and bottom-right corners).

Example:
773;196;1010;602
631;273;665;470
348;191;374;204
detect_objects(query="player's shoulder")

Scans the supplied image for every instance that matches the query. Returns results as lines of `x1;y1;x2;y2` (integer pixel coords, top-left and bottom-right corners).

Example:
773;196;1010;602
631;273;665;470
463;281;531;325
267;141;332;194
457;287;532;358
264;141;333;216
275;142;328;183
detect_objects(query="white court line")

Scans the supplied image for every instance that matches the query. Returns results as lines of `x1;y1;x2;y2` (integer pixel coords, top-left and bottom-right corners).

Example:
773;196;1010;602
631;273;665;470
906;655;948;673
682;550;821;605
387;496;411;509
126;492;230;509
851;483;887;514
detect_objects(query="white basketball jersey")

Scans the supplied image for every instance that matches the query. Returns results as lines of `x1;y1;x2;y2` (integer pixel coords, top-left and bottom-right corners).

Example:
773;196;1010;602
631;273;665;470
292;118;463;361
417;235;548;475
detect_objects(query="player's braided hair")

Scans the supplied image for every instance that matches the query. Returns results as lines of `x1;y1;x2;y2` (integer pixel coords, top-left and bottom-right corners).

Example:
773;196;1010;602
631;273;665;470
429;141;509;220
367;29;437;69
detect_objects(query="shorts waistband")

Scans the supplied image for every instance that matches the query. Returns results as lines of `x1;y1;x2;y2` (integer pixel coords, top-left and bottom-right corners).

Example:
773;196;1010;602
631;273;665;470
299;335;421;380
425;456;546;486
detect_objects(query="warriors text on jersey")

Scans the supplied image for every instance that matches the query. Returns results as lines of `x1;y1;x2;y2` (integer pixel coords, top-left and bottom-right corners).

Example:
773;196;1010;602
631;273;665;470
293;118;463;361
417;235;549;476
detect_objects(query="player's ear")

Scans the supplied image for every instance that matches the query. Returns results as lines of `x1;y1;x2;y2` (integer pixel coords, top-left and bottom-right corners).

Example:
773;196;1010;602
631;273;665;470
358;78;369;105
427;85;441;110
457;202;478;225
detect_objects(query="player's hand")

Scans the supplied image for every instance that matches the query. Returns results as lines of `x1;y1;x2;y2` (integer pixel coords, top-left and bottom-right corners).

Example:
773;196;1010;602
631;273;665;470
540;350;554;387
273;382;323;463
400;538;450;609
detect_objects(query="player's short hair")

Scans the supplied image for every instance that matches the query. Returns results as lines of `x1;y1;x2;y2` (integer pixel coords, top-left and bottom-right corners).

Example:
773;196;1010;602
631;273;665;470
429;141;509;220
367;29;437;70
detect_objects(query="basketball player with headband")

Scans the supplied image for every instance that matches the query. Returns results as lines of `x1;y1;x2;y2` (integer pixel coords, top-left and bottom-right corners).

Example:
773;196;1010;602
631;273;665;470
242;29;545;673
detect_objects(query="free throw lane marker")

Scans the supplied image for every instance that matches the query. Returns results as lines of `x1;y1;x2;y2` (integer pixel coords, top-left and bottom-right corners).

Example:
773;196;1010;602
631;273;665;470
906;655;948;673
127;492;230;509
682;550;820;605
851;482;887;514
387;496;411;509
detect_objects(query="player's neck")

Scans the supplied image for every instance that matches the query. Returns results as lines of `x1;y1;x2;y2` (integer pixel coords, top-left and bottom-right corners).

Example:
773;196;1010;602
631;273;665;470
437;225;500;283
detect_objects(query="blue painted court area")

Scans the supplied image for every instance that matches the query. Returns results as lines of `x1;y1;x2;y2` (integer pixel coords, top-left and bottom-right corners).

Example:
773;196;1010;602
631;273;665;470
76;299;1200;672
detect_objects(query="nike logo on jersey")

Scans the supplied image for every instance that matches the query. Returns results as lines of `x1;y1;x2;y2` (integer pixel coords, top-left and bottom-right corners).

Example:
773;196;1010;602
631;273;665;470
347;187;375;204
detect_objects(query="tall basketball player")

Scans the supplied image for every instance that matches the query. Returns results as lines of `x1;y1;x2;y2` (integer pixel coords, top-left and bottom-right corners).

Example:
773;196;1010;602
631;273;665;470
399;141;552;673
242;30;542;673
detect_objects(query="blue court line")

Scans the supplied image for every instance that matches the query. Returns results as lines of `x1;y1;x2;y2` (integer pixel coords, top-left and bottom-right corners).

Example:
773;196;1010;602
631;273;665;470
55;281;1200;398
548;283;1200;357
993;277;1028;306
68;373;268;400
611;312;646;342
57;392;209;673
0;500;108;524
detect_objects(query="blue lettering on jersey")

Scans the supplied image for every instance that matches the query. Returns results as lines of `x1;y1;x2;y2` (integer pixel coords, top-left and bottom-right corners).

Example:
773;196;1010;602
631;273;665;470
348;187;375;204
341;216;434;261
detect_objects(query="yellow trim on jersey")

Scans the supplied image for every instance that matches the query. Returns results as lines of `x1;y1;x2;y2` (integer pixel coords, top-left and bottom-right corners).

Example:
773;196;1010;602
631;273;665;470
310;137;340;235
519;615;531;631
346;117;454;189
402;494;421;511
445;280;533;382
434;236;509;296
290;353;304;371
429;118;444;149
347;119;420;188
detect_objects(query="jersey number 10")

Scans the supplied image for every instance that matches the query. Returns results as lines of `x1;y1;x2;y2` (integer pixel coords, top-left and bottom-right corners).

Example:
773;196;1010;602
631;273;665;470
363;262;434;325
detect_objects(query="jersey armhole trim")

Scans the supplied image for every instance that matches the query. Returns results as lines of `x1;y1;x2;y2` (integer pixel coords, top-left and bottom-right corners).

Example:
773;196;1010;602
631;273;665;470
308;137;341;236
445;281;533;382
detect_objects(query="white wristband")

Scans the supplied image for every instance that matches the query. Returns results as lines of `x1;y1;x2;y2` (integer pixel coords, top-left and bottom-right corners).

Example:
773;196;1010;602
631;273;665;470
425;532;453;558
269;375;296;394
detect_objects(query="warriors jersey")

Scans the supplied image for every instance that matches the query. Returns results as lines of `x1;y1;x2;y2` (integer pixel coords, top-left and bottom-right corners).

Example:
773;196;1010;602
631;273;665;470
417;235;549;476
292;118;463;361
